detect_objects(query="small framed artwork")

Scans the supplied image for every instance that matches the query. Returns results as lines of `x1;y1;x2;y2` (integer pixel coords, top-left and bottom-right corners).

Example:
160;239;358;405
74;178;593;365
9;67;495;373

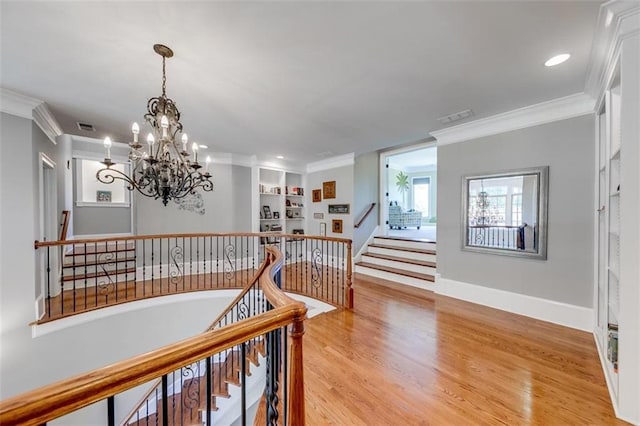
312;189;322;203
273;211;280;219
323;181;336;199
328;204;350;214
332;219;343;234
320;222;327;236
286;209;294;218
262;205;272;219
96;190;112;202
313;212;324;219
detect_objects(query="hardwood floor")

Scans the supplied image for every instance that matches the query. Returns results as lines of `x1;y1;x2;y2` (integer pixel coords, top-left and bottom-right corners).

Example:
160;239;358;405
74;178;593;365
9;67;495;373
301;274;624;425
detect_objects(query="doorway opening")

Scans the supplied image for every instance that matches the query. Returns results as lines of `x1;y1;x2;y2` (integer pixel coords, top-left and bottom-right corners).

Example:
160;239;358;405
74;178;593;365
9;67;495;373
380;144;437;241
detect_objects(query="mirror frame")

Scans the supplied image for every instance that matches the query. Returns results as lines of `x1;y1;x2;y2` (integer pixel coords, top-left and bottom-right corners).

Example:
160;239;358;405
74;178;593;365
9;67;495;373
461;166;549;260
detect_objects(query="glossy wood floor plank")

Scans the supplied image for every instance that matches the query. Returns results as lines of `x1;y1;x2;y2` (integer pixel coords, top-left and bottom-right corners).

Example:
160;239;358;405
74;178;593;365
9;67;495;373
301;274;625;425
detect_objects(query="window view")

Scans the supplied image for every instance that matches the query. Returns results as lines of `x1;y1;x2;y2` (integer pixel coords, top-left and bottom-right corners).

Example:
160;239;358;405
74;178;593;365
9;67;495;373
412;177;430;217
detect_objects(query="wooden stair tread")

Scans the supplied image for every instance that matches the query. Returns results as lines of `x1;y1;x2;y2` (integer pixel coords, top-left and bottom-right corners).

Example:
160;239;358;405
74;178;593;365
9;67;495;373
63;257;136;268
362;252;436;267
69;247;135;256
356;262;435;281
61;267;136;282
375;236;436;244
368;243;436;255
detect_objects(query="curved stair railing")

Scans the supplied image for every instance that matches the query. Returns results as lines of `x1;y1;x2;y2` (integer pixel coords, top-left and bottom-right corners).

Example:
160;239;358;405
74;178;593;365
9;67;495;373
34;233;353;323
0;247;307;426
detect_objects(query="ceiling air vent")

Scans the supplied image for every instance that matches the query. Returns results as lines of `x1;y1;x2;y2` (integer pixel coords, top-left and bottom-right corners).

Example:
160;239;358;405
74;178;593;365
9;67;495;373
437;109;474;124
77;122;95;132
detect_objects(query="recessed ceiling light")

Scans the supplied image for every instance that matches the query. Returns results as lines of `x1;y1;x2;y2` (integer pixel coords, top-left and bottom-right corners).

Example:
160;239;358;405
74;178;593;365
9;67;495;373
199;144;208;149
276;155;284;159
545;53;571;67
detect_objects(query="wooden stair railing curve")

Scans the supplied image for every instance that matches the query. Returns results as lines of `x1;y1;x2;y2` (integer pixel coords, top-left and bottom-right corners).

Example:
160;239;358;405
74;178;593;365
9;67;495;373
34;232;354;321
0;247;307;426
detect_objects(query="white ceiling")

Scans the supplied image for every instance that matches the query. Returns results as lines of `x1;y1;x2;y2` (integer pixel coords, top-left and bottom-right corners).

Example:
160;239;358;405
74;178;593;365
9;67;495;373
0;1;601;164
388;147;437;172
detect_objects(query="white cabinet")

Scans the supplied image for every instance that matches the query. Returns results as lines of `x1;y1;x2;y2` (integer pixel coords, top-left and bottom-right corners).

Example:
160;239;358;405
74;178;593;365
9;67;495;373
253;166;306;244
594;32;640;424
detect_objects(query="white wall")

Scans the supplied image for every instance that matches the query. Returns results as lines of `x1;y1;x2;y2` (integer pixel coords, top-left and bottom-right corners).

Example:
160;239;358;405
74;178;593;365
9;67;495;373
353;152;379;253
437;115;595;307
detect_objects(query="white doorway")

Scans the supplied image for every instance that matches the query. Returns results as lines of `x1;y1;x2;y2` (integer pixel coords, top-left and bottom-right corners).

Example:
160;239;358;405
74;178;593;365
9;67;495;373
38;153;58;318
380;143;437;241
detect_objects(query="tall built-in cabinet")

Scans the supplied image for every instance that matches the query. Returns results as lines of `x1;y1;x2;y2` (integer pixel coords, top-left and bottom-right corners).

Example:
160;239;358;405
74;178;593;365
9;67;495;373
253;167;306;262
594;31;639;424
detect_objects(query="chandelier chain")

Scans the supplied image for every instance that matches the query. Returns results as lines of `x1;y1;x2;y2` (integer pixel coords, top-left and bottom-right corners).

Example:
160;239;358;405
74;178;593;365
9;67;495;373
162;56;167;97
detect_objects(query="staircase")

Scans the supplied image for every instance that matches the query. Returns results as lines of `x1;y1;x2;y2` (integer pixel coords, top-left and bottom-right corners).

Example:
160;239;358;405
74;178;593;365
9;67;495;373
61;240;136;289
355;236;436;291
127;339;266;426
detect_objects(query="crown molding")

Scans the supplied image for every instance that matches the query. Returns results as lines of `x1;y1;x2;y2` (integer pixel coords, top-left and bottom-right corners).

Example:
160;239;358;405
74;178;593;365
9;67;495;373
585;1;640;106
431;92;595;146
306;152;355;173
33;103;63;145
0;87;42;119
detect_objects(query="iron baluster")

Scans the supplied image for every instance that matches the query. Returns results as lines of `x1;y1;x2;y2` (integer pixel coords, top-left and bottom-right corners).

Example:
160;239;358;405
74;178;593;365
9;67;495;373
107;396;115;426
241;342;247;425
205;355;212;426
161;374;168;426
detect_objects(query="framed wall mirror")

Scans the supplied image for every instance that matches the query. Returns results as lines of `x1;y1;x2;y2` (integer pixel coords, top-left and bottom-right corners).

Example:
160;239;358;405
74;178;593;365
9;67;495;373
462;166;549;259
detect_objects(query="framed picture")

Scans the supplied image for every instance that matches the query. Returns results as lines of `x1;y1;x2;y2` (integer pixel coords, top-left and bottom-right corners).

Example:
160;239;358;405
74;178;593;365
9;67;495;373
332;219;343;234
273;211;280;219
328;204;350;214
313;212;324;219
262;205;272;219
312;189;322;203
96;190;112;202
323;181;336;199
286;209;294;218
320;222;327;236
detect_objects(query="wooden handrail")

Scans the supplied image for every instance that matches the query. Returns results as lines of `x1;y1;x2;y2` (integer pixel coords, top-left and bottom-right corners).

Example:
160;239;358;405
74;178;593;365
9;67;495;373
35;232;352;248
58;210;70;241
354;203;376;228
0;247;307;426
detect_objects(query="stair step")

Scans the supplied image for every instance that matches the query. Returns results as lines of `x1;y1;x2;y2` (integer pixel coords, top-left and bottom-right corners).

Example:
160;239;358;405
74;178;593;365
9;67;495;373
68;246;135;256
61;267;136;282
368;243;435;255
362;252;435;268
63;257;136;268
374;236;436;244
355;262;435;282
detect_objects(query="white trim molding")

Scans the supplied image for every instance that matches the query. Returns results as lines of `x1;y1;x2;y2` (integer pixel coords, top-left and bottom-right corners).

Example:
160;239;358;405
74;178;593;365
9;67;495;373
0;87;42;119
306;152;355;173
585;1;640;105
431;93;595;146
33;103;63;145
435;275;593;332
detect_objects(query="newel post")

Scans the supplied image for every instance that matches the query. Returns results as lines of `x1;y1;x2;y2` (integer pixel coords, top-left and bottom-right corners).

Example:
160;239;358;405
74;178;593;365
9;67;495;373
288;314;306;425
346;241;353;309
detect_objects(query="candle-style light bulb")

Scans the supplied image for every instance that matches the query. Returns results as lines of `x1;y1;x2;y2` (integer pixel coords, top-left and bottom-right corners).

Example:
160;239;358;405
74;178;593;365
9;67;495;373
181;133;188;152
131;122;140;143
142;152;149;169
160;115;169;138
147;133;155;156
103;137;112;160
192;142;199;163
205;155;211;173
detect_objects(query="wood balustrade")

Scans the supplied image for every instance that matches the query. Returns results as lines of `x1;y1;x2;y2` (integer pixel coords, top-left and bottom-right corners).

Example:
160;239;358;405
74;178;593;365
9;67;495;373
34;232;353;322
0;247;307;426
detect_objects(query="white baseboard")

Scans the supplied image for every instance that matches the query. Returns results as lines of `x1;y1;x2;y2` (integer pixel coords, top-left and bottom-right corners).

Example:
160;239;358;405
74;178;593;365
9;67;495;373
435;275;593;332
354;225;380;262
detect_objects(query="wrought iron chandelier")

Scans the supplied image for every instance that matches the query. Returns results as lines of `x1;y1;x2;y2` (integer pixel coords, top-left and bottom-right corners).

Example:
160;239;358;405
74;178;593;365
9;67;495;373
97;44;213;206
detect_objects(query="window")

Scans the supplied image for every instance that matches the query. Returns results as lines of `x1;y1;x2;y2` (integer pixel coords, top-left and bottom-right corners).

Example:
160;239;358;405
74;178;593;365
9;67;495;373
412;177;430;215
75;158;130;206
